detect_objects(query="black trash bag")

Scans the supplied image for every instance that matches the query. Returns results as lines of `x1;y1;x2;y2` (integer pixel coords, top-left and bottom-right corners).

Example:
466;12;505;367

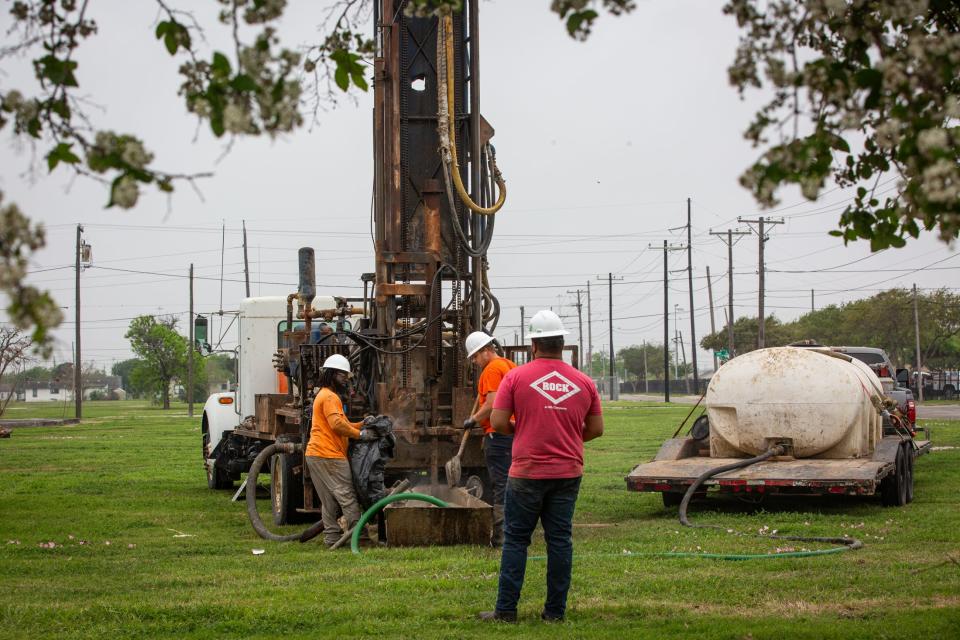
348;415;396;510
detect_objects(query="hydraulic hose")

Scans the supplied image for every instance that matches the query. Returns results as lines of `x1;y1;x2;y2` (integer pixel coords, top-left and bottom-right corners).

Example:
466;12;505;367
678;445;864;555
350;492;449;555
246;441;305;542
438;13;506;215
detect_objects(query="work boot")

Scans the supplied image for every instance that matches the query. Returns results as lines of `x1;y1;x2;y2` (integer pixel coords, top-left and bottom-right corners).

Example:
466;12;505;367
490;504;505;547
541;611;565;623
477;610;517;623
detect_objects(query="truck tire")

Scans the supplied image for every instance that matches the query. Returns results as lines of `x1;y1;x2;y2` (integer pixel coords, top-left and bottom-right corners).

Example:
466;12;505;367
270;452;309;525
880;444;908;507
207;461;233;490
271;453;293;525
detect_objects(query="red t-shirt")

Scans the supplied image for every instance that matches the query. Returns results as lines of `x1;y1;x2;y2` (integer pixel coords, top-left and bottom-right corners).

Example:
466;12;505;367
477;356;517;434
493;358;602;479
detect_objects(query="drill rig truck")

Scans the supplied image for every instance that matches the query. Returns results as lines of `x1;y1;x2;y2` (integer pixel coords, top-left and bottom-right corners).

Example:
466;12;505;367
200;1;508;536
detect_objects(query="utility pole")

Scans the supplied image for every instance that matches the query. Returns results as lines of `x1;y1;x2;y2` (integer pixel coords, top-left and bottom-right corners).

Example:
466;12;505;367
566;289;585;369
519;306;525;346
242;220;251;298
710;228;750;356
706;265;718;372
738;216;784;348
75;225;81;420
650;240;685;402
596;273;624;400
642;340;649;393
188;263;194;418
74;224;84;420
913;283;923;402
586;281;593;377
686;198;699;391
811;289;815;313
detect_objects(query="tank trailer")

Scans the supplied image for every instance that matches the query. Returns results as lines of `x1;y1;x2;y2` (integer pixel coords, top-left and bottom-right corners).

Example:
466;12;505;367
627;347;932;507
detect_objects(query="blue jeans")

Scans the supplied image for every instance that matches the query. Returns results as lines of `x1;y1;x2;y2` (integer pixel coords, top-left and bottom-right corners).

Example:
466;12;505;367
484;433;513;506
495;476;582;618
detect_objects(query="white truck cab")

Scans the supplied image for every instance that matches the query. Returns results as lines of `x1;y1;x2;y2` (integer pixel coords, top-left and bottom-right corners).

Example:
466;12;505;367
201;295;339;489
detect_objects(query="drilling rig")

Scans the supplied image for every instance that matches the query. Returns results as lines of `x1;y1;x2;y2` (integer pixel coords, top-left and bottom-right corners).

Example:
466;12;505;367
200;1;507;538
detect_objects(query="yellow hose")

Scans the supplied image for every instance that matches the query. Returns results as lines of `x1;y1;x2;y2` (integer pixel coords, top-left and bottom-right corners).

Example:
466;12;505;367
440;13;506;216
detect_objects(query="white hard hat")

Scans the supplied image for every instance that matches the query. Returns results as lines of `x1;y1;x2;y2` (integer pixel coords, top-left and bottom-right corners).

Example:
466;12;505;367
528;309;569;339
322;354;351;375
465;331;495;358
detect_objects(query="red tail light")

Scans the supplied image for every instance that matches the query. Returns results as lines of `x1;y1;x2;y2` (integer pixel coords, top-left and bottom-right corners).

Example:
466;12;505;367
907;399;916;426
878;366;890;377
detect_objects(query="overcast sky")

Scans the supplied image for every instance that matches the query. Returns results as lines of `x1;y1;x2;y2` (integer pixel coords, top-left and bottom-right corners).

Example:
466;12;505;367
2;0;956;376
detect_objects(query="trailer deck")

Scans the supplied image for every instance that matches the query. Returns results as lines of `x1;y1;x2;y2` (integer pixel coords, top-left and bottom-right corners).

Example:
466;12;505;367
626;439;931;497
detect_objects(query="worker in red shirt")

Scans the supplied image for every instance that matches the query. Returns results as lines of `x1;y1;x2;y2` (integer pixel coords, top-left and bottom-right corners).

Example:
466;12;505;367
462;331;517;546
304;354;376;547
479;310;604;623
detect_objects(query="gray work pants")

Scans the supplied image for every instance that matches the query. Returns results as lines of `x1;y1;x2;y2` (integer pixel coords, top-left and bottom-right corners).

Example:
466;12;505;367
305;456;362;546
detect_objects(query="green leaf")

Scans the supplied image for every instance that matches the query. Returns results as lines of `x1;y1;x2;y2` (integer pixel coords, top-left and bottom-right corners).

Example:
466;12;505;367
37;55;79;87
211;52;231;78
565;10;598;39
164;31;179;55
350;67;368;92
155;21;170;39
229;74;258;93
334;65;349;92
46;142;81;172
106;175;123;208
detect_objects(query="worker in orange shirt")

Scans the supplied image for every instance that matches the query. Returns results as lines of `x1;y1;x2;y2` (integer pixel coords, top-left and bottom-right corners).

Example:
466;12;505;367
462;331;517;546
304;354;375;547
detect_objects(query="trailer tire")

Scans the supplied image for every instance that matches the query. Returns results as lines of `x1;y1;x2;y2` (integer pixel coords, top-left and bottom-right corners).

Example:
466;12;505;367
880;444;908;507
662;491;684;508
905;443;915;504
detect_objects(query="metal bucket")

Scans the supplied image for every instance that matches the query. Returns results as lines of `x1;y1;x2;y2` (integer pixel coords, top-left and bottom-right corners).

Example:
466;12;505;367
383;484;492;546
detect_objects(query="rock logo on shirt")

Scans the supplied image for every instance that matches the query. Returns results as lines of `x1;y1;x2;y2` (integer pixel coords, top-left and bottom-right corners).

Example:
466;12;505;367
529;371;581;405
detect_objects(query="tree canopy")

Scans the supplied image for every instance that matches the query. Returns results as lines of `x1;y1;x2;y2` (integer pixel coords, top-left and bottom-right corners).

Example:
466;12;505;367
2;0;956;353
700;287;960;368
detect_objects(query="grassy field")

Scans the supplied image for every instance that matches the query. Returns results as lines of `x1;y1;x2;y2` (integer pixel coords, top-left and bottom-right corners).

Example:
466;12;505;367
1;400;958;639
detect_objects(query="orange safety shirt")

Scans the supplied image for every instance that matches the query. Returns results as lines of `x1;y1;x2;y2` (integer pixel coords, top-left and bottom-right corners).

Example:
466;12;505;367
306;387;362;459
477;356;517;434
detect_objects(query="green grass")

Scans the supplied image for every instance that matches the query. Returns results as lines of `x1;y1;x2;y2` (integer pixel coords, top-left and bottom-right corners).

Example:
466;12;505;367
1;400;958;639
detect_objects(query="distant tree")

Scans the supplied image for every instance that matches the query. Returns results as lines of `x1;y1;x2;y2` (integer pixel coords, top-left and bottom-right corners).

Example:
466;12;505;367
178;351;209;404
111;358;142;395
0;327;32;416
619;343;669;381
124;316;188;409
700;288;960;368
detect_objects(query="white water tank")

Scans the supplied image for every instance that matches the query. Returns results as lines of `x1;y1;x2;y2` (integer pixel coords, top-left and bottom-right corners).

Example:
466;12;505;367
706;347;883;459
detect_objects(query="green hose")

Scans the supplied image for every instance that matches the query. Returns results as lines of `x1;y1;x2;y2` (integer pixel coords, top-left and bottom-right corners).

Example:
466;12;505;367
530;546;850;562
350;492;449;555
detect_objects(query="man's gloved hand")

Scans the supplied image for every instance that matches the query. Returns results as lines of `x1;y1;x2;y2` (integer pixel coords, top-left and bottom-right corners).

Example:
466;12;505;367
463;417;478;430
362;415;378;426
359;428;377;441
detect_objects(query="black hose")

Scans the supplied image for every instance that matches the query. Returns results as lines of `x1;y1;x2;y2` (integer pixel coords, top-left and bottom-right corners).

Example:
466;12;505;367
679;445;863;552
246;442;306;542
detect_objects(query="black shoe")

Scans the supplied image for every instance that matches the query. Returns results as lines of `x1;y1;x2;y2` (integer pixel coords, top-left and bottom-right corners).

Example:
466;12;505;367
478;610;517;623
541;611;565;623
